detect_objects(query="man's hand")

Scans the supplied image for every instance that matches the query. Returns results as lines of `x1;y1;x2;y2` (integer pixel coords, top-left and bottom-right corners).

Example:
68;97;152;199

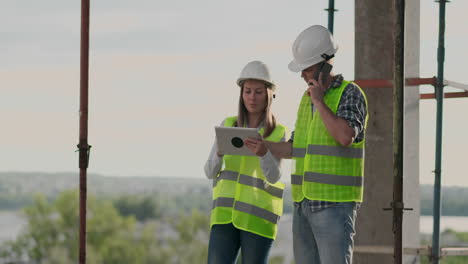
307;72;326;105
244;137;268;157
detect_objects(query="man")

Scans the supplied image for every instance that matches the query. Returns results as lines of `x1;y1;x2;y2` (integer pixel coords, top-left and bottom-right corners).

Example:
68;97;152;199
265;25;369;263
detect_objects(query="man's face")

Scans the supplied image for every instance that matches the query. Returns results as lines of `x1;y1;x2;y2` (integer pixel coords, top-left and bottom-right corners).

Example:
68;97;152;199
301;64;320;84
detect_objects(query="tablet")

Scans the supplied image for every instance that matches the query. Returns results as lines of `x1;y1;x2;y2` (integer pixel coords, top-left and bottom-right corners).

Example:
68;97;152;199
215;126;261;156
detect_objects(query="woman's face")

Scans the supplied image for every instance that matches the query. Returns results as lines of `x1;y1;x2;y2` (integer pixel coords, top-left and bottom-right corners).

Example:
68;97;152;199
242;79;268;114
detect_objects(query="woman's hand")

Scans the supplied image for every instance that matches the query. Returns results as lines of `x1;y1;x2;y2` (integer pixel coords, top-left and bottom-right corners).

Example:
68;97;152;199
244;137;268;157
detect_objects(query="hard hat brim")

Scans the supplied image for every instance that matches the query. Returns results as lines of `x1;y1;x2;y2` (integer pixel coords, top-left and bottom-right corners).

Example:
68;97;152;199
288;58;322;73
237;78;276;92
288;60;307;73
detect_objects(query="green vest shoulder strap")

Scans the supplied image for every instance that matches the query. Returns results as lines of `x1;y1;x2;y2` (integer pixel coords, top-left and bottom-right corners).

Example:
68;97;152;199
224;116;237;127
265;123;286;142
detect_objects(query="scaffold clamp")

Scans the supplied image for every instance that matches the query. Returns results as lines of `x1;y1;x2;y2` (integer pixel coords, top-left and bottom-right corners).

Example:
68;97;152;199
76;142;92;169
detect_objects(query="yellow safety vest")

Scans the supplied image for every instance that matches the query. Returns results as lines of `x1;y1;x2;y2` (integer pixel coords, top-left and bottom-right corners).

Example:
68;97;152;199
291;80;368;202
211;116;287;239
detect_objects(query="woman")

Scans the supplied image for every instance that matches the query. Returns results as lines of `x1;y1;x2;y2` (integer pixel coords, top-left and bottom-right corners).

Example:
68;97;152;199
204;61;287;264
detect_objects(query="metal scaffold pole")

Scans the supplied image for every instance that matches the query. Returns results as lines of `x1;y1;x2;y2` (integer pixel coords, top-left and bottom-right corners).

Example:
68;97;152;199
78;0;91;263
325;0;337;34
432;0;447;263
392;0;405;263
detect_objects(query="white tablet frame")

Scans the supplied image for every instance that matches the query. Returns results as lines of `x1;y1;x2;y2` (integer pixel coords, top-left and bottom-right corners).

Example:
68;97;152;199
215;126;261;156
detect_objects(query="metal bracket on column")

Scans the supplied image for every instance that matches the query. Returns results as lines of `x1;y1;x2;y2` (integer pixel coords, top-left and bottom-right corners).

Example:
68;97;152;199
427;245;441;262
76;141;92;169
383;202;413;211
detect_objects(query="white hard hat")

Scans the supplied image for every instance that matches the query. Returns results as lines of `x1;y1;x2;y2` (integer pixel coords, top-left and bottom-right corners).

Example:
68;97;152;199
288;25;338;72
237;61;276;91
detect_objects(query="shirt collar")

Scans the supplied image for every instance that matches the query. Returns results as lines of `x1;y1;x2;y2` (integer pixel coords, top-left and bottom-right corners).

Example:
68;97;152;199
325;74;344;93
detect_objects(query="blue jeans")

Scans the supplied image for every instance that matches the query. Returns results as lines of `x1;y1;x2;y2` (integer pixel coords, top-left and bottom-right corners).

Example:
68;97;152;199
207;223;273;264
293;200;359;264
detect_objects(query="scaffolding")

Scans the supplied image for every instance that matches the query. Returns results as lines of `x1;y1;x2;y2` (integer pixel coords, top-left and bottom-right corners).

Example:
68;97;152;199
325;0;468;263
73;1;468;263
77;0;90;263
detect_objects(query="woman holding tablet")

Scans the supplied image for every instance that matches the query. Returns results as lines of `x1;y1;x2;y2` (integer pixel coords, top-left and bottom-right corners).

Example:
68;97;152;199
204;61;287;264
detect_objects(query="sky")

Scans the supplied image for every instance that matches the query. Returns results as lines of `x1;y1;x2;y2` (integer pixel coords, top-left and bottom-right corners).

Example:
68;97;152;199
1;0;467;186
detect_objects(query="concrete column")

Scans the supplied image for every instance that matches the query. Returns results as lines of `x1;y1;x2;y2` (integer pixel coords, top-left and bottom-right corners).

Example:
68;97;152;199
354;0;420;263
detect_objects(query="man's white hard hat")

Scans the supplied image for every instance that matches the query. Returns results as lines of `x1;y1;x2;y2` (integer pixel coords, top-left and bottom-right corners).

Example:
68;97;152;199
237;61;276;91
288;25;338;72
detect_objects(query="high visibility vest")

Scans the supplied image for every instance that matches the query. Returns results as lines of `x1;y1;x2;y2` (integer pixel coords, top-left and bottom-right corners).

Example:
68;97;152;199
291;80;368;202
210;116;287;240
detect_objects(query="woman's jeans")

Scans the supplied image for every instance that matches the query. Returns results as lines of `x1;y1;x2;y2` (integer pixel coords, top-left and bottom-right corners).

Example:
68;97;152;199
293;200;360;264
207;223;273;264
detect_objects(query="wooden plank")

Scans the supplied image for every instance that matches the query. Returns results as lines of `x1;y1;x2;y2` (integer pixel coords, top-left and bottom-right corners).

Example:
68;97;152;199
441;247;468;256
420;91;468;99
355;246;468;256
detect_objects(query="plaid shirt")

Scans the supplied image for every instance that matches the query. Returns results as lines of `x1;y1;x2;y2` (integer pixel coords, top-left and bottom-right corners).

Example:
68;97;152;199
291;74;367;211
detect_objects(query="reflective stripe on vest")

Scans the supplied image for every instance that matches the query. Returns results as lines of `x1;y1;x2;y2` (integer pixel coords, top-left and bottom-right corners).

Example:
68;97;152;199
304;172;363;187
238;174;283;198
307;144;363;159
295;145;363;159
292;147;306;158
212;197;235;208
234;201;280;224
213;170;238;187
291;174;303;185
213;172;283;198
212;198;280;224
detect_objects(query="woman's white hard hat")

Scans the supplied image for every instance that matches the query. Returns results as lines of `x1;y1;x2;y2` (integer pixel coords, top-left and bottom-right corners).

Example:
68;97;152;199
237;61;276;91
288;25;338;72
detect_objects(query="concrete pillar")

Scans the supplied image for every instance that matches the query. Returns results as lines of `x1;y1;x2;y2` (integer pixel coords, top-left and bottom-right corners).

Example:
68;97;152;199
354;0;420;263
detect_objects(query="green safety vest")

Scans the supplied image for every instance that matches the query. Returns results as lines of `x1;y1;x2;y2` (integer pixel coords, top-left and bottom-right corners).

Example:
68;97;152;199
211;116;287;240
291;80;368;202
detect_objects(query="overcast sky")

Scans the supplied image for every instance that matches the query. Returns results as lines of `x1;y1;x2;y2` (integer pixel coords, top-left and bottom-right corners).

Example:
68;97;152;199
1;0;467;186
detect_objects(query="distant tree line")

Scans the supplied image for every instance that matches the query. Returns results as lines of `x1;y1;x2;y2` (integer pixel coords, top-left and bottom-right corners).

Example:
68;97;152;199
420;185;468;216
0;190;210;264
1;174;468;216
1;175;468;263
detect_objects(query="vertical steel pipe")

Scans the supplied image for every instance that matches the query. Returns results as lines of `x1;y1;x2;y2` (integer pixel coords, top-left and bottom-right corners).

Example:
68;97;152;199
78;0;90;263
431;0;447;263
392;0;405;263
326;0;336;34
